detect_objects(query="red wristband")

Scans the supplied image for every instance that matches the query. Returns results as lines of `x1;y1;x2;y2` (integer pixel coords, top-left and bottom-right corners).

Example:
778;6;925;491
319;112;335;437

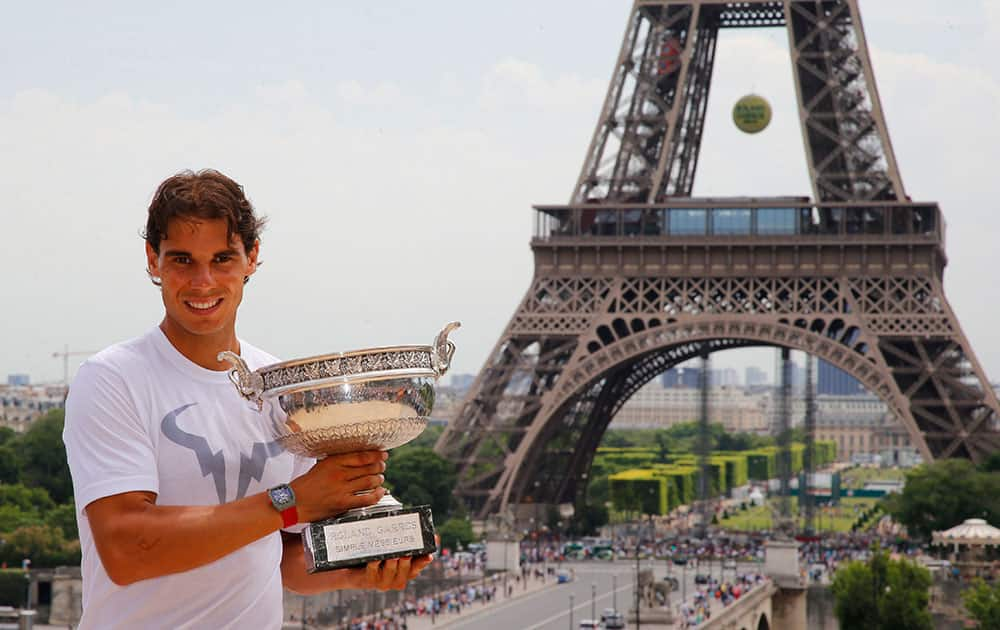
280;505;299;528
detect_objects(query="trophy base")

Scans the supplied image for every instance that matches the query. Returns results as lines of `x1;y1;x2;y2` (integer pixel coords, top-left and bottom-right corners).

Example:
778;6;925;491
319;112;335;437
302;497;436;573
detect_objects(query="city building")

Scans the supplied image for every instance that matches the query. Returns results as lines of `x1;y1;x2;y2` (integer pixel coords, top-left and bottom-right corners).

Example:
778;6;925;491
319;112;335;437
715;367;740;387
818;359;865;396
660;366;740;388
661;367;701;388
7;374;30;386
811;394;916;464
449;373;476;392
745;366;768;388
0;384;67;432
612;381;917;465
612;381;769;432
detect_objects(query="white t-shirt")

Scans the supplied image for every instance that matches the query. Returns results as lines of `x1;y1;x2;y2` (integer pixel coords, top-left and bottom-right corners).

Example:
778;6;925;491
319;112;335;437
63;327;314;630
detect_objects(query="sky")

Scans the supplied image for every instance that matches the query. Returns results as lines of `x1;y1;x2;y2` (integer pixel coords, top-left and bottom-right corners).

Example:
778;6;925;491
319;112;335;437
2;0;999;386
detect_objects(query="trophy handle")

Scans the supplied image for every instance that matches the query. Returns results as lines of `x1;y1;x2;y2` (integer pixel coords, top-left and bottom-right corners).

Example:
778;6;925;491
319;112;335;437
217;350;265;410
432;322;461;376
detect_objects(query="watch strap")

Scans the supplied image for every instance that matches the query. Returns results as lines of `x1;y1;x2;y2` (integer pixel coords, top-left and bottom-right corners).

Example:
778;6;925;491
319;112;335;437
279;505;299;528
267;484;299;528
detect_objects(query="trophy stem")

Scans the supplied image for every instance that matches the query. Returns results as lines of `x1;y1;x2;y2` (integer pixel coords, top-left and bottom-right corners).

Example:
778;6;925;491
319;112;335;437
343;492;404;519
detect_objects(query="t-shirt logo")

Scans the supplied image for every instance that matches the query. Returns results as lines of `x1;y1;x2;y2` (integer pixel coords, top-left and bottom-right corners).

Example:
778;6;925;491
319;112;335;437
161;403;284;503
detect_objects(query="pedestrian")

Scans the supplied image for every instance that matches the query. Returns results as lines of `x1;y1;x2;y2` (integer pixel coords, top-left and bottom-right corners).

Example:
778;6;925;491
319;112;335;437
63;170;433;629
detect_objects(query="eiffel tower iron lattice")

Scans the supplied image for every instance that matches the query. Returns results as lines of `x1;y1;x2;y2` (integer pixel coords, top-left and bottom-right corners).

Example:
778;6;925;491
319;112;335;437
435;0;1000;518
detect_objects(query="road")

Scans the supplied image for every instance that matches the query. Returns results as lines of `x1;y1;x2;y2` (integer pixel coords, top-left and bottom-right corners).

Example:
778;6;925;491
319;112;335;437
425;559;763;630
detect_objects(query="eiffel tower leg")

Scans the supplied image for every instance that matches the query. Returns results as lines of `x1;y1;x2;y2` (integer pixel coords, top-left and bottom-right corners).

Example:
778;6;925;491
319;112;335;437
869;279;1000;461
435;277;591;515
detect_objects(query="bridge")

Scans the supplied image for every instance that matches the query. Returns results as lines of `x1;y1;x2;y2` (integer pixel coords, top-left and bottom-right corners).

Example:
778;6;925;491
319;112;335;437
630;540;807;629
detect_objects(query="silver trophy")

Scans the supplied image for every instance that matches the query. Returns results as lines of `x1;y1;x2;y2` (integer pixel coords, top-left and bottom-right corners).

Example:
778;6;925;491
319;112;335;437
218;322;459;572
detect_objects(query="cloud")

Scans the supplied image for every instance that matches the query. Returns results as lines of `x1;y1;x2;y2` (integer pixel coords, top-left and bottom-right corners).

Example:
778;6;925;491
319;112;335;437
479;56;605;111
2;12;1000;387
0;80;556;381
335;79;403;106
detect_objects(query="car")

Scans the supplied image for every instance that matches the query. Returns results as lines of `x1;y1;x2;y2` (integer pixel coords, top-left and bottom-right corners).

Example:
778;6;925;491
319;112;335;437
723;559;737;570
557;570;573;583
694;573;711;585
601;609;626;629
594;547;615;561
579;620;601;629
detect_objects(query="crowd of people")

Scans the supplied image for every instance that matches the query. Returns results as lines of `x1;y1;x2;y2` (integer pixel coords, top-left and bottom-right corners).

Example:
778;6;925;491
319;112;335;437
314;526;921;629
677;571;768;628
330;559;550;629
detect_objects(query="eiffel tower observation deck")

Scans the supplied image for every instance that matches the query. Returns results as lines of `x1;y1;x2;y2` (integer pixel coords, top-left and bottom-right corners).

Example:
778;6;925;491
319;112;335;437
435;0;1000;518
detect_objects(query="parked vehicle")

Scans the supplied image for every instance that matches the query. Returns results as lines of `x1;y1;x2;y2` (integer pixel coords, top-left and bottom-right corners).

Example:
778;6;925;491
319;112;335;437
602;608;626;629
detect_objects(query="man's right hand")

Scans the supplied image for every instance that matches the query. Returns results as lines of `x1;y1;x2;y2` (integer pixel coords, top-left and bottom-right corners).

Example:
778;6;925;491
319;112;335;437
290;450;388;523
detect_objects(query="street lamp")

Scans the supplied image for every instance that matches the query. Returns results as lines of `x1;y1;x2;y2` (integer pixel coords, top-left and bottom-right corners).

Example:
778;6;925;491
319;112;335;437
591;582;597;620
613;574;618;611
635;535;641;630
682;559;688;603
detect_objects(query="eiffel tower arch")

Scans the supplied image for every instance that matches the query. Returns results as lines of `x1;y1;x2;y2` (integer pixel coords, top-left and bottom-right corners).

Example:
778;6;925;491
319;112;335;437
435;0;1000;517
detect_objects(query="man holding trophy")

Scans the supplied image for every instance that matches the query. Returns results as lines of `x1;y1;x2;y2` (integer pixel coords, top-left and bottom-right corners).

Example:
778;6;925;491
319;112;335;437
63;170;438;629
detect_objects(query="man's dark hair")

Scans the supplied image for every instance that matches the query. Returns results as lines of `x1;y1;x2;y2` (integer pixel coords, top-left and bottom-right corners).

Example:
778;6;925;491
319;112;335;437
143;169;267;255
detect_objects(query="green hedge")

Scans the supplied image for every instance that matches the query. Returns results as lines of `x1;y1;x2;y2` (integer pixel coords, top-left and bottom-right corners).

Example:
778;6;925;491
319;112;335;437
746;449;777;481
714;455;749;491
604;441;838;512
609;471;669;515
813;440;837;467
0;570;27;607
652;465;698;509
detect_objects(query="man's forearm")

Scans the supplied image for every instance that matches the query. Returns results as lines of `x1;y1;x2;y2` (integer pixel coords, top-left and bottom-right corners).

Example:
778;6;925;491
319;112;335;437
89;491;284;586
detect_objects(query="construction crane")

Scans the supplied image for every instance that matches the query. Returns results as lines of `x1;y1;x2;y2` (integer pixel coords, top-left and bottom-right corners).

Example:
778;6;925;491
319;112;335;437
52;346;96;385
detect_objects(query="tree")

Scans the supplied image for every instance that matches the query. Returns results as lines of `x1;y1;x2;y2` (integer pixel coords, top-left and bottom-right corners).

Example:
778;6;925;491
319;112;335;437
654;432;676;463
0;505;40;533
17;410;73;504
886;459;1000;540
0;484;55;514
0;427;15;446
384;446;457;522
569;503;609;536
981;452;1000;474
0;524;81;568
832;546;933;630
0;444;21;485
436;517;476;551
963;580;1000;629
45;502;78;541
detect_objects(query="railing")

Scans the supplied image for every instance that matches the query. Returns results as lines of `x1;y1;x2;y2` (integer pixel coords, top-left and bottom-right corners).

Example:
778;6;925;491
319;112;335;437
533;202;944;243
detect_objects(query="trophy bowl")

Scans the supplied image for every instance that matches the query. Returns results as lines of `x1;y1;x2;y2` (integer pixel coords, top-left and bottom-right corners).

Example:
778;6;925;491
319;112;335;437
218;322;460;573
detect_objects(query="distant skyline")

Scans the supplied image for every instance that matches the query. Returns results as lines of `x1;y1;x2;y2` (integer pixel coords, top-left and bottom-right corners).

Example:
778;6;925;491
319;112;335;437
2;1;999;388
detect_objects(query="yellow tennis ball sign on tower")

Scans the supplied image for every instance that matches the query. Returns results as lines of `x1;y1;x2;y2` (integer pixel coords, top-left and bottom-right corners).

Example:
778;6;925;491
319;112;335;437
733;94;772;134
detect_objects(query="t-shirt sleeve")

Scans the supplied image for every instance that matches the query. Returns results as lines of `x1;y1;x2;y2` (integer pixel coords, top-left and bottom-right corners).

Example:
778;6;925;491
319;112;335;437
63;360;159;515
282;454;316;534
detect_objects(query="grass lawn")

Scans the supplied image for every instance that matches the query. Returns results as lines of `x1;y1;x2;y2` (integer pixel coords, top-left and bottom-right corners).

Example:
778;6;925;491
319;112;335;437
840;466;908;489
718;497;880;533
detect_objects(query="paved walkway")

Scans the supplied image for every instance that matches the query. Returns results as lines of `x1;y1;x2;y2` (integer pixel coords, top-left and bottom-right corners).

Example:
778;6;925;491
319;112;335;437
395;571;559;630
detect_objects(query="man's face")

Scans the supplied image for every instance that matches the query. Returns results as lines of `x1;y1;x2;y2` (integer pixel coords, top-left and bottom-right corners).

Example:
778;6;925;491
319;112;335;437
145;217;258;340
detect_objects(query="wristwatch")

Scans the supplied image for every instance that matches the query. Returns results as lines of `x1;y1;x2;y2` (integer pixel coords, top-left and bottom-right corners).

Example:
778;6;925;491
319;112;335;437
267;484;299;528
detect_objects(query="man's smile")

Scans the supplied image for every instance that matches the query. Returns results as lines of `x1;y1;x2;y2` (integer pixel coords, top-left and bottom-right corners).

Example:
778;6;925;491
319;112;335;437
184;297;224;313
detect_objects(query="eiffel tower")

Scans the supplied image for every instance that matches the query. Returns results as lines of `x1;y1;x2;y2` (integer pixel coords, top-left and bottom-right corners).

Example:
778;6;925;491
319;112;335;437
435;0;1000;517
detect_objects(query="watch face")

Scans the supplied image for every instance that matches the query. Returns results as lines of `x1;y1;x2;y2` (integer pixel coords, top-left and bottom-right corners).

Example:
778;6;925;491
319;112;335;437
271;486;293;507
